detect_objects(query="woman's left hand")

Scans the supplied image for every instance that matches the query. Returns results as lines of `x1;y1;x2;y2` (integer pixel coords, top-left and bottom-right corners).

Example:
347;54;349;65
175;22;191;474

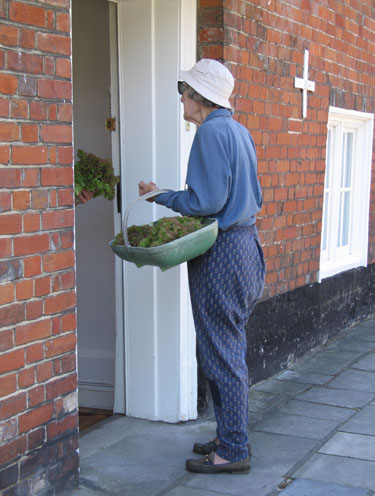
139;181;158;201
75;189;94;206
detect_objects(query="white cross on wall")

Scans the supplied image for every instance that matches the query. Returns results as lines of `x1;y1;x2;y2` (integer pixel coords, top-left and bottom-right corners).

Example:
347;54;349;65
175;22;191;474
294;49;315;119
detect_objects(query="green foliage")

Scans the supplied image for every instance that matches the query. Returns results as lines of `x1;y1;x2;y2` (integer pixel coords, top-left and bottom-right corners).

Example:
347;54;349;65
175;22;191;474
113;231;125;246
74;149;119;201
113;216;205;247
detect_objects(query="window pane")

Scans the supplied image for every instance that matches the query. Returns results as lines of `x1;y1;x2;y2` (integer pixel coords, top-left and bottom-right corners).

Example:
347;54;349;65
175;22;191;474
344;132;353;188
337;191;351;248
322;191;329;251
342;191;351;246
337;191;343;246
340;133;346;188
325;129;331;189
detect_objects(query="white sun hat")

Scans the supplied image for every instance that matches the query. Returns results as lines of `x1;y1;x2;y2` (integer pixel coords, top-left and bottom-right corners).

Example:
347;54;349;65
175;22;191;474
180;59;234;109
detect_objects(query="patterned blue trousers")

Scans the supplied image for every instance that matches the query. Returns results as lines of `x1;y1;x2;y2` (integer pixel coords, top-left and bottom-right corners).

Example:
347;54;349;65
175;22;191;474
188;224;265;462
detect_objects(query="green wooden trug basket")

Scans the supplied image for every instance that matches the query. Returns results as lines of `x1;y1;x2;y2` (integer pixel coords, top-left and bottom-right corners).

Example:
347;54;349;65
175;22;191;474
109;189;218;271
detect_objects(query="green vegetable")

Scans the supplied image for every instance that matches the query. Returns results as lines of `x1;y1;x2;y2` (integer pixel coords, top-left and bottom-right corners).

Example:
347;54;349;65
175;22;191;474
74;149;119;201
113;216;205;247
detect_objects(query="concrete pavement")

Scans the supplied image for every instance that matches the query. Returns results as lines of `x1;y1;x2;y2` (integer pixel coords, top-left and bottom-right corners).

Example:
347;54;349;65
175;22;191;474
72;317;375;496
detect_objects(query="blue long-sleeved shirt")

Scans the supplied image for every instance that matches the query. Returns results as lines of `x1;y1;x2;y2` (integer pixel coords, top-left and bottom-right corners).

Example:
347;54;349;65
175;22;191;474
155;109;262;231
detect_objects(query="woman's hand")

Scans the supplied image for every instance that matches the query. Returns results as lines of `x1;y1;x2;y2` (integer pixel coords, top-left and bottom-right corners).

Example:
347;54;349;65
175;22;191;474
75;189;94;206
138;181;158;201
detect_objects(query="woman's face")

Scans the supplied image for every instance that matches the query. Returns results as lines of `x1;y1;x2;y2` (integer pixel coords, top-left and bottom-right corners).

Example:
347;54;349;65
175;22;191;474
181;90;202;125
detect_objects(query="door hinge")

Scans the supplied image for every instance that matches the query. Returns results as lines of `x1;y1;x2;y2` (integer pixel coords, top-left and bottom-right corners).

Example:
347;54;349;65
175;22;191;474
105;117;116;132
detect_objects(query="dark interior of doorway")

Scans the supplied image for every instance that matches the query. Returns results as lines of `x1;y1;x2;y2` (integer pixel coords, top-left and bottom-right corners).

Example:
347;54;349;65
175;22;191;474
79;407;112;432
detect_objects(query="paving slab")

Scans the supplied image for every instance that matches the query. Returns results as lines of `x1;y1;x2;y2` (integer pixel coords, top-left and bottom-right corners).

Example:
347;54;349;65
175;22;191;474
278;399;355;422
164;486;242;496
251;378;310;396
73;488;103;496
183;472;283;496
340;405;375;435
290;351;362;376
248;389;286;414
359;319;375;329
351;352;375;372
293;453;375;490
297;386;374;408
78;415;149;459
327;369;375;393
248;431;317;476
346;327;375;342
77;418;217;496
276;370;333;386
254;412;339;439
79;442;184;496
319;432;375;461
279;478;369;495
325;337;374;353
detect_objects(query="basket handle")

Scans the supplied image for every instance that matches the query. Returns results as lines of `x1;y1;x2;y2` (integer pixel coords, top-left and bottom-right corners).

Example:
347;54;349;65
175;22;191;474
123;189;171;247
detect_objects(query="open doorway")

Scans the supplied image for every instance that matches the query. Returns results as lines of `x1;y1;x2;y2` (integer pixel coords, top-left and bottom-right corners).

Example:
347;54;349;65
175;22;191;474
72;0;123;430
72;0;198;426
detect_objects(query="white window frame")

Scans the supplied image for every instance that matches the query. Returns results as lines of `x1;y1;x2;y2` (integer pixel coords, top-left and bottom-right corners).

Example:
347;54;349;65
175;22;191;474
319;106;374;282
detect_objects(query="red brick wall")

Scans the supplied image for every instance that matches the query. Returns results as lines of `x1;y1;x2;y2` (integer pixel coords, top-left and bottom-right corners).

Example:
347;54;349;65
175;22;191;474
198;0;375;299
0;1;78;494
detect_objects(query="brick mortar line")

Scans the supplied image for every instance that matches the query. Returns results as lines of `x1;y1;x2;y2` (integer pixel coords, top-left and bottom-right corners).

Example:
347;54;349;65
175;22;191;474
0;24;70;38
1;54;71;65
0;373;77;403
0;327;77;353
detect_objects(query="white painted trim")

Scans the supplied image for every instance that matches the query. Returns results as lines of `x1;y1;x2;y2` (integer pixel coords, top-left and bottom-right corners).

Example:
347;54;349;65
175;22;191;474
108;0;126;415
116;0;197;422
325;106;375;122
177;0;197;422
78;381;114;410
319;106;374;282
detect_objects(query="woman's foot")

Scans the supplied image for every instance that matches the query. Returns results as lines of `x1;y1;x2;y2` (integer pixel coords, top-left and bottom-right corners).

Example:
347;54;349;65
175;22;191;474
193;438;252;457
214;453;229;464
186;452;251;474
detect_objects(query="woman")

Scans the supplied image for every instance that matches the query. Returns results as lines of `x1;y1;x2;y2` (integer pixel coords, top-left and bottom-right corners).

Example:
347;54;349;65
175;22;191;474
139;59;265;474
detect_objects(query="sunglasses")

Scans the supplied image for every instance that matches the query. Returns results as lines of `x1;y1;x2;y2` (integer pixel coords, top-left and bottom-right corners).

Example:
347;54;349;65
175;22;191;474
178;81;187;95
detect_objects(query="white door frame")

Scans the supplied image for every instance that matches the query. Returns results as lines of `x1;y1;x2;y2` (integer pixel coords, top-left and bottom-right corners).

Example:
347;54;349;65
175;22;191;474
115;0;197;422
108;0;126;414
